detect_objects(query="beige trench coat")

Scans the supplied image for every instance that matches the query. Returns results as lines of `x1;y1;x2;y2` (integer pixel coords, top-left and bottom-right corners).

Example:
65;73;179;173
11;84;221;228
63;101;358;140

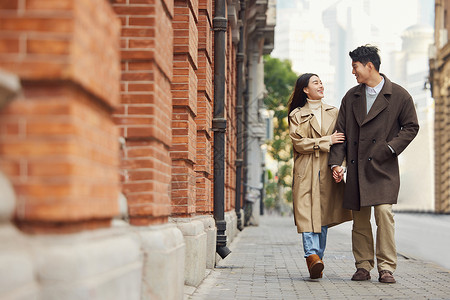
289;102;352;233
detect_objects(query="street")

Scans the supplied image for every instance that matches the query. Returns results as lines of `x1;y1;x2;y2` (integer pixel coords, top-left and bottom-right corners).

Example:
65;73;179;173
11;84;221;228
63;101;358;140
332;211;450;270
187;214;450;300
395;212;450;270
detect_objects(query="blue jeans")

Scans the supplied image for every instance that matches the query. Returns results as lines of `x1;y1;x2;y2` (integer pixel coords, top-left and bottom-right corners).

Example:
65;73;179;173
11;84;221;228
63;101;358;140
302;226;328;259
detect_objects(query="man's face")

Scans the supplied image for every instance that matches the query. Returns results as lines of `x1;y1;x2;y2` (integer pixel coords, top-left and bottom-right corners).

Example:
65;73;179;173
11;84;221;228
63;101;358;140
351;61;370;84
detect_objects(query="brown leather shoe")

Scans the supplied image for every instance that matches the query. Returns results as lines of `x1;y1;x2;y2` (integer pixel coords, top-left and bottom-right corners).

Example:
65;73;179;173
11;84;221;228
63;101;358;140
378;270;396;283
306;254;324;279
351;268;371;281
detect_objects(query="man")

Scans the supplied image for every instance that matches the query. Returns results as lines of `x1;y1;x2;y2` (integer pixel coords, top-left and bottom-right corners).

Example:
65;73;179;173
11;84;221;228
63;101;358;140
329;45;419;284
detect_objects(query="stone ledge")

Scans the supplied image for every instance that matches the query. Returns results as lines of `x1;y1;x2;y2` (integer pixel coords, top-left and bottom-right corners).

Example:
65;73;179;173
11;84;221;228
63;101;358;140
0;69;21;109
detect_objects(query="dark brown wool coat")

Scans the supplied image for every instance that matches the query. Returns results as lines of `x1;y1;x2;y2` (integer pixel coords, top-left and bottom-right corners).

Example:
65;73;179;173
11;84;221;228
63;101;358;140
328;75;419;210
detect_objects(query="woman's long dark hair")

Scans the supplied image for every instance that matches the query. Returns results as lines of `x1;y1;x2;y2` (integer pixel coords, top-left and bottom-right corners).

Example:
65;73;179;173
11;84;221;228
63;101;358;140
287;73;318;117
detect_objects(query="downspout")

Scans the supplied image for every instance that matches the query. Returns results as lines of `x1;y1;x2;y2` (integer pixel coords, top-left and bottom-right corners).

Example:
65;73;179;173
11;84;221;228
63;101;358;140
234;0;246;231
213;0;231;259
242;78;249;226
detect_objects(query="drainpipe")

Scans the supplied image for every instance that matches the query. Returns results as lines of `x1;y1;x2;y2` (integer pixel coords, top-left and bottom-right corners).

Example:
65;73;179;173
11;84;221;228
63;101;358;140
242;59;251;226
234;0;246;231
242;82;249;226
213;0;231;259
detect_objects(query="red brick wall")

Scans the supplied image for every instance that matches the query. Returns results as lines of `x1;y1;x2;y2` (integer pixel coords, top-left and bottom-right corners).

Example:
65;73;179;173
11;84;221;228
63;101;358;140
201;0;238;217
0;0;240;232
170;0;199;216
112;0;174;226
0;0;121;233
196;0;213;214
225;22;237;213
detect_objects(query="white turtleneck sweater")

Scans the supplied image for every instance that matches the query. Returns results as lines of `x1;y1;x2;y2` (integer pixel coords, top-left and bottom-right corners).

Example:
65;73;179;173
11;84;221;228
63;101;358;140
307;98;334;146
307;99;322;129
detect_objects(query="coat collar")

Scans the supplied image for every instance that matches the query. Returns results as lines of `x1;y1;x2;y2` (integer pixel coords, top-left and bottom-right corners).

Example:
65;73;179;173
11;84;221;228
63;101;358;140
296;102;334;116
321;103;335;135
352;74;392;126
293;102;335;136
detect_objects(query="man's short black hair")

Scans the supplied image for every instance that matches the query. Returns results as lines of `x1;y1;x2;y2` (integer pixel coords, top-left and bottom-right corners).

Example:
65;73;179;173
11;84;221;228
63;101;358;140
349;45;381;71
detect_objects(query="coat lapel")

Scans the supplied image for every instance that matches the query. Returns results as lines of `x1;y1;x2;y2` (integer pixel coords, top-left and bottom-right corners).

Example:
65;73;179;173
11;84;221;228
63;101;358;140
351;75;392;127
321;104;334;135
299;106;321;136
310;115;321;136
352;86;366;127
362;95;388;125
362;74;392;125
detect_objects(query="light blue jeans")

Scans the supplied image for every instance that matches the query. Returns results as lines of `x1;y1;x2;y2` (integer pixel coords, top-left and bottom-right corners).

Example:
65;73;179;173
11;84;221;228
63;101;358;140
302;226;328;259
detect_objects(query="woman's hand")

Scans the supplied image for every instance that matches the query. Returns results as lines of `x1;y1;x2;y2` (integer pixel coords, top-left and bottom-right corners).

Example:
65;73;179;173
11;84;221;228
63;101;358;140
332;166;345;183
331;130;345;145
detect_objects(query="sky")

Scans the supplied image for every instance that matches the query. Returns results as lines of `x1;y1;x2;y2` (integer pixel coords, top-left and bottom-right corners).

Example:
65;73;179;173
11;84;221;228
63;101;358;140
276;0;434;26
272;0;435;101
369;0;434;43
275;0;434;53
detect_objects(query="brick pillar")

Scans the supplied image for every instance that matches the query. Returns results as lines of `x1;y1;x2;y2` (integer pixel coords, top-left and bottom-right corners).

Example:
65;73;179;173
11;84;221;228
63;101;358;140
112;0;174;226
224;25;238;241
0;0;121;233
196;0;213;214
225;30;237;213
171;0;198;216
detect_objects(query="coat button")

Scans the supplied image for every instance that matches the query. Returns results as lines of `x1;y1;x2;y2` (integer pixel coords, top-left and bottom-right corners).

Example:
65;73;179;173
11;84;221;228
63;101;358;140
368;157;372;161
372;139;376;143
351;160;355;164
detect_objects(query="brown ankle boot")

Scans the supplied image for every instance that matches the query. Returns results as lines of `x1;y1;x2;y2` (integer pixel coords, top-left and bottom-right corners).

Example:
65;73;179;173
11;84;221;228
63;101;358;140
306;254;324;279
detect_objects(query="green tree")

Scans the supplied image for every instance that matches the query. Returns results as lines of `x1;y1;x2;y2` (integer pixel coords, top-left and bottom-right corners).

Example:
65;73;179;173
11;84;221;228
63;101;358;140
263;55;297;211
264;55;298;135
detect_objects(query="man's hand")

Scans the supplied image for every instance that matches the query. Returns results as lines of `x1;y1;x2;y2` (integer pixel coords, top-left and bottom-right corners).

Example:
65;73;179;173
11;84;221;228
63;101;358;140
332;166;345;183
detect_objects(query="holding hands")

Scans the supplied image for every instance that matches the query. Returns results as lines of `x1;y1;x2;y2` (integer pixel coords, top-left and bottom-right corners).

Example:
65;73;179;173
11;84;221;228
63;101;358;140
330;131;345;183
332;166;345;183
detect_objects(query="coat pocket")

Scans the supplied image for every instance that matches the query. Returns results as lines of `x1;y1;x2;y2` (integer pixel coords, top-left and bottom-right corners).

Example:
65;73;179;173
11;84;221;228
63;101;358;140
372;141;392;164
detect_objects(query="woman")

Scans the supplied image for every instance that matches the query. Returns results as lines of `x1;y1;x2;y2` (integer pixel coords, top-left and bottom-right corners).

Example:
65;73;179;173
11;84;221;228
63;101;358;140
288;73;352;279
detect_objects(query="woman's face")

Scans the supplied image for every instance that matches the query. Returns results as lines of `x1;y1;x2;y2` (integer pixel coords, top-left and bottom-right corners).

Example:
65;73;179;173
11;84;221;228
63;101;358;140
303;75;324;100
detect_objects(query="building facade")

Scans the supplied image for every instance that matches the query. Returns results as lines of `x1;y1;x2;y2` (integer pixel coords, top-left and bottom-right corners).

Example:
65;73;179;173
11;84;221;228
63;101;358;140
429;0;450;213
393;24;435;212
0;0;274;299
273;0;337;106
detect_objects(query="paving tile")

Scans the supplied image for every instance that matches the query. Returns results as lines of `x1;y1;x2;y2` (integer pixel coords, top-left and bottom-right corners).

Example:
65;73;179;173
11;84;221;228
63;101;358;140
186;215;450;300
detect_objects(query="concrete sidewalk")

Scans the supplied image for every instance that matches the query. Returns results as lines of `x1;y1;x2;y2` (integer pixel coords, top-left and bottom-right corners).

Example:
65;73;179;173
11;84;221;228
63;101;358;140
186;215;450;300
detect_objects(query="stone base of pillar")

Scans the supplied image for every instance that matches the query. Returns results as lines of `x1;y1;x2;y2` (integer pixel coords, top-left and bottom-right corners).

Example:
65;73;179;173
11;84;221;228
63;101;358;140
195;216;217;269
173;219;207;287
0;220;187;300
133;223;185;300
0;171;39;299
225;210;238;243
0;224;38;299
30;226;142;300
238;208;245;230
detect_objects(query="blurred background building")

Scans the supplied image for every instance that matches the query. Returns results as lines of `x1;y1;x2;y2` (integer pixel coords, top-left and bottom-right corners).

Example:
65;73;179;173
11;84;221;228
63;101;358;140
271;0;436;213
393;23;435;211
430;0;450;213
272;0;337;106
